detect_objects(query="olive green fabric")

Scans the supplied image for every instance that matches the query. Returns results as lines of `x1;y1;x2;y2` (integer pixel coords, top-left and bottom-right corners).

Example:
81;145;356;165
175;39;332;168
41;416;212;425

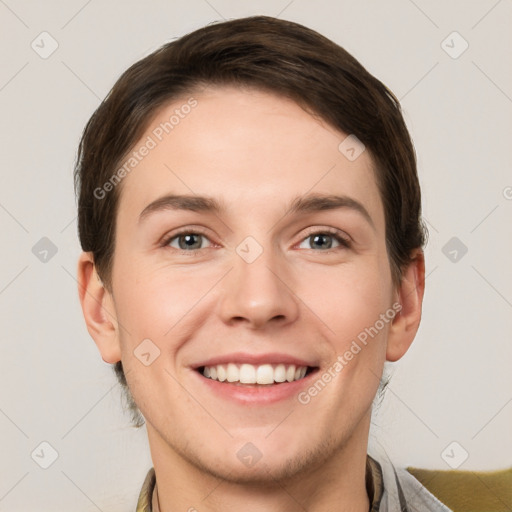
406;465;512;512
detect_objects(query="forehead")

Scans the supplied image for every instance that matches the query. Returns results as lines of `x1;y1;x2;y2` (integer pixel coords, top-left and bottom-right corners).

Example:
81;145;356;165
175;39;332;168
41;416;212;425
115;85;384;228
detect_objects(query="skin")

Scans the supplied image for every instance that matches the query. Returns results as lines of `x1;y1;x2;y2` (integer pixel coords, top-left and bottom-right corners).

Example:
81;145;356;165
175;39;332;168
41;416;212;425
78;85;424;512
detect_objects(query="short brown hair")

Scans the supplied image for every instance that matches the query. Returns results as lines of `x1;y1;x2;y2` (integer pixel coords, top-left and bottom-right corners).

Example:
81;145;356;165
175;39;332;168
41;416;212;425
74;15;426;427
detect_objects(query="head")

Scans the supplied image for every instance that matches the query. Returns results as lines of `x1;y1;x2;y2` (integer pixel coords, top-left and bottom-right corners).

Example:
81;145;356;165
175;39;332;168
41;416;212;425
75;16;426;482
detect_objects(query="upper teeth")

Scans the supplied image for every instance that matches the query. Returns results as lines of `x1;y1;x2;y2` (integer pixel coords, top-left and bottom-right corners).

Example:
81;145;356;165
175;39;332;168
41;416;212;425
202;363;308;384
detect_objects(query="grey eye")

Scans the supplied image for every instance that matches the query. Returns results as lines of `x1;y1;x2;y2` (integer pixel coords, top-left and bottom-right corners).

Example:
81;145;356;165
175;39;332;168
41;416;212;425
298;232;345;250
168;233;210;250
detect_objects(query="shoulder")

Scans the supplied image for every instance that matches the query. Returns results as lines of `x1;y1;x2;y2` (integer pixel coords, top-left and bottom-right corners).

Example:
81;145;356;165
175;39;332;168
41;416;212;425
394;466;453;511
370;453;453;511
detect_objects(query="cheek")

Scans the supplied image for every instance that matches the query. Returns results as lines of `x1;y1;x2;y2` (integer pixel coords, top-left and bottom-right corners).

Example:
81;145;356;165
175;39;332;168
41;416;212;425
112;258;215;363
309;261;392;340
111;264;195;413
317;273;391;391
307;261;392;399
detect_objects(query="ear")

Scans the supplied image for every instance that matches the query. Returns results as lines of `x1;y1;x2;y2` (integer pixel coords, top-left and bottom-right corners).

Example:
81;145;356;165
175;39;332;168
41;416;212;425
386;249;425;362
77;251;121;364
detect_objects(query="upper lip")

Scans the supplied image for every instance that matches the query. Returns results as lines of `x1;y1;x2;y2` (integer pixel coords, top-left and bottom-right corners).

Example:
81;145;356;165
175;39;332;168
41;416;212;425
192;352;318;369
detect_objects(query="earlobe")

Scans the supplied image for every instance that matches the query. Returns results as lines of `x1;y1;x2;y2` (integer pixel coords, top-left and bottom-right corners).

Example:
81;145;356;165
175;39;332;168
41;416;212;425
77;252;121;364
386;250;425;362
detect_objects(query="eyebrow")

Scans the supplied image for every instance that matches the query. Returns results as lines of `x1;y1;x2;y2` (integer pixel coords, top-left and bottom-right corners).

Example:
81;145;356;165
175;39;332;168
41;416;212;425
138;192;375;229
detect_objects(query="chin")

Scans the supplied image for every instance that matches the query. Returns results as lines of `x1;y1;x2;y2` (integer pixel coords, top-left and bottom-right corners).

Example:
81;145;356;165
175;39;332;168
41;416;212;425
183;430;341;485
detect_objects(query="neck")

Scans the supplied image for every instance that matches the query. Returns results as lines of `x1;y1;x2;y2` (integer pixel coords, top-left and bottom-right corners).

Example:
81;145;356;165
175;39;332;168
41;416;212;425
147;416;372;512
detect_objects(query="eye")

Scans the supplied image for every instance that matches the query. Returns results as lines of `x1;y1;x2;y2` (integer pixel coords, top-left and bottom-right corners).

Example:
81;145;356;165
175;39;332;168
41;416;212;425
163;231;213;252
297;229;351;251
160;228;351;254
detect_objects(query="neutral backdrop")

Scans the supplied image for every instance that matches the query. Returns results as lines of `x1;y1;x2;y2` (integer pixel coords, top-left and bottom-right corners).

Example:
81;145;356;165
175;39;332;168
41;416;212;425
1;1;511;510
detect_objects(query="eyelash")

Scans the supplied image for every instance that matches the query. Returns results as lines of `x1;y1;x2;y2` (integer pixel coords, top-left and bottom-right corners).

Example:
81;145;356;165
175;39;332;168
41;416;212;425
159;227;351;255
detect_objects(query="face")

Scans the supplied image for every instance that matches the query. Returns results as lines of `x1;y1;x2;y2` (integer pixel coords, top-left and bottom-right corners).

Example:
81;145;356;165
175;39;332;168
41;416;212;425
102;86;401;482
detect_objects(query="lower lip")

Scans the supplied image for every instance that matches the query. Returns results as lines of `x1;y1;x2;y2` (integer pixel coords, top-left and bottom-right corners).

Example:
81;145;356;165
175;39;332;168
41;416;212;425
193;369;318;405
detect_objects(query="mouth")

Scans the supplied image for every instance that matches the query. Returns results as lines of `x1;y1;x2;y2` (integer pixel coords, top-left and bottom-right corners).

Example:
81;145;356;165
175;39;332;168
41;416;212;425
190;353;320;404
196;363;317;386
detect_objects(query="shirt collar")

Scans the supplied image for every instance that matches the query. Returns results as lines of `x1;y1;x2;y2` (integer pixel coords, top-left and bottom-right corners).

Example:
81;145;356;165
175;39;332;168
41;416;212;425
367;454;385;511
135;466;155;512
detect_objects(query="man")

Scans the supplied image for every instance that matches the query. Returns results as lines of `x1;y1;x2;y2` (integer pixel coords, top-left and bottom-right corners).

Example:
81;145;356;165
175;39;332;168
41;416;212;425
75;16;451;511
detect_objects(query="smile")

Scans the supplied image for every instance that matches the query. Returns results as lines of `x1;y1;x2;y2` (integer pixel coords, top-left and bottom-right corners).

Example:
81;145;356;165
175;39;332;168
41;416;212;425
200;363;312;385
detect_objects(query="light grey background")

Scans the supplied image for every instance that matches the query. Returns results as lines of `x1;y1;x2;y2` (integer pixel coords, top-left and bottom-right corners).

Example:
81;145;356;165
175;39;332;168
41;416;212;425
1;0;511;510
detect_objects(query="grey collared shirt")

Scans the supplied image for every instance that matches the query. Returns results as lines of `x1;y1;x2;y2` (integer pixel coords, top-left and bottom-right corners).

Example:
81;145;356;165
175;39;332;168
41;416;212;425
367;454;453;511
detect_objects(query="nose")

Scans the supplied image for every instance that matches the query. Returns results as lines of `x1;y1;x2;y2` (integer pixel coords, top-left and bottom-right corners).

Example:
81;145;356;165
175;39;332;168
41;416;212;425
217;245;300;330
